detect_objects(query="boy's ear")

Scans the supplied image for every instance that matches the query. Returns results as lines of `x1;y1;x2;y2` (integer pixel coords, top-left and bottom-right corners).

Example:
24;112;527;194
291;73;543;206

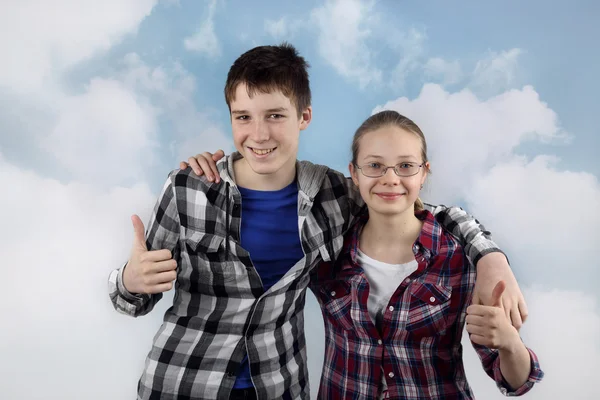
349;162;360;186
299;106;312;131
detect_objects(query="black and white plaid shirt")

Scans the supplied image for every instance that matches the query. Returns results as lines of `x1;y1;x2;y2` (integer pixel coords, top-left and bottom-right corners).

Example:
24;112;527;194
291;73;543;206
108;153;501;399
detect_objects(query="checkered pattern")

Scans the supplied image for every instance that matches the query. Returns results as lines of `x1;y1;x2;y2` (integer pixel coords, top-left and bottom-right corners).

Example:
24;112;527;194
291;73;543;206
108;152;507;399
310;211;544;399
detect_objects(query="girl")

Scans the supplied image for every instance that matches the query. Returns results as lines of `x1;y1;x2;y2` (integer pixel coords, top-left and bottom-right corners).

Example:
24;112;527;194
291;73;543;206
310;110;543;399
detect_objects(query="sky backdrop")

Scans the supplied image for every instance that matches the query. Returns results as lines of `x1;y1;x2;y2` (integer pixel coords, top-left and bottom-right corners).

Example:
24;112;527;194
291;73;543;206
1;1;599;399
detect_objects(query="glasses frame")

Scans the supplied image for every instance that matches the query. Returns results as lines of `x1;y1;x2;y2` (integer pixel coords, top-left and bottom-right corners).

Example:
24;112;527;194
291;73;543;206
354;162;425;178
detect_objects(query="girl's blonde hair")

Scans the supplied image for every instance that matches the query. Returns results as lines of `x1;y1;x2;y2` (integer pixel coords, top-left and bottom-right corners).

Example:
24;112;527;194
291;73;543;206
351;110;429;211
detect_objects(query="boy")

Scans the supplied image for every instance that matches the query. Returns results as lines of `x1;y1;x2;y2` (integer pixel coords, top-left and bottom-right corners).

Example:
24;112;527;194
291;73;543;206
109;43;526;400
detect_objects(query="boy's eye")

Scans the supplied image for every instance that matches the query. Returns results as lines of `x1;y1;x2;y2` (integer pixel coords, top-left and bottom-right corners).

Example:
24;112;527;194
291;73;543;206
236;115;249;121
269;114;283;119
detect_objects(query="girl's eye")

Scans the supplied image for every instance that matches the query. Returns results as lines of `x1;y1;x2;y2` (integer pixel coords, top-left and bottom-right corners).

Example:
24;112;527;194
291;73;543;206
368;162;382;169
399;163;414;169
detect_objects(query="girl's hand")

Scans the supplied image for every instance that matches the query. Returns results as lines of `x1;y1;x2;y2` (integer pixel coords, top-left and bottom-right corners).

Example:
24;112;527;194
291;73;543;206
179;149;225;183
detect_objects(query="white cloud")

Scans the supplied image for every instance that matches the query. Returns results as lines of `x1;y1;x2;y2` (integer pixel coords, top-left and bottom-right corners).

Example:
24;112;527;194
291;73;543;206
40;77;159;185
0;155;173;399
468;155;600;286
120;53;233;160
388;27;427;89
311;0;382;89
2;47;231;186
470;48;523;95
0;0;158;94
424;57;463;86
375;83;568;205
463;287;600;399
265;17;288;39
184;0;221;58
264;16;301;40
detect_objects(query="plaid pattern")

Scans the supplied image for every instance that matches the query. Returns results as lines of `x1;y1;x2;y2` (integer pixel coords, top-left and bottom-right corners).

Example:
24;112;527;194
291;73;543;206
310;211;544;399
108;152;505;399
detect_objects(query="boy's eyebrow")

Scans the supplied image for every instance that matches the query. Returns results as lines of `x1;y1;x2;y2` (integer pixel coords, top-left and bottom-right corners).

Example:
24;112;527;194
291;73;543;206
265;107;289;113
231;107;290;115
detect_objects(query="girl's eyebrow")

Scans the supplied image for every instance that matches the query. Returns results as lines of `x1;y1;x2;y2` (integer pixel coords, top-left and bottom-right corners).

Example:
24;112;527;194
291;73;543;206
363;154;418;160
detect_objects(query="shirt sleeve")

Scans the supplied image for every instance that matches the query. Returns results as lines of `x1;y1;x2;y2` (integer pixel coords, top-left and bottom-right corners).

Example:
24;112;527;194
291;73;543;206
473;342;544;396
423;203;505;266
341;176;366;232
108;171;181;317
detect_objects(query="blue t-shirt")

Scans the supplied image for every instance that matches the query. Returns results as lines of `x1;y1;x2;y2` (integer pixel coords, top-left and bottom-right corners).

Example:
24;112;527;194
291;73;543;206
233;181;305;389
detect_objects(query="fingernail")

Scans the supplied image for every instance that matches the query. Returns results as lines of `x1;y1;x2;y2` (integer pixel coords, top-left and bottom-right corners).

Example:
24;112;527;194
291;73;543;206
208;176;213;181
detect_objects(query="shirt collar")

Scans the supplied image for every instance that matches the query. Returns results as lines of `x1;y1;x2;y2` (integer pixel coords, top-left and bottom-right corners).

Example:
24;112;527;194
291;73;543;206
342;209;443;271
218;152;329;201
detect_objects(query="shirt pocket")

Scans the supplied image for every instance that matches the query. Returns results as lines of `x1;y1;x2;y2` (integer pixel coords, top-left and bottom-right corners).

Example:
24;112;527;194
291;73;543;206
318;280;355;331
183;229;237;283
405;281;453;338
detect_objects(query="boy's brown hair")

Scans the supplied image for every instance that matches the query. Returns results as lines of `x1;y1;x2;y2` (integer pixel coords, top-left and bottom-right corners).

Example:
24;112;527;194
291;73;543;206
224;42;311;116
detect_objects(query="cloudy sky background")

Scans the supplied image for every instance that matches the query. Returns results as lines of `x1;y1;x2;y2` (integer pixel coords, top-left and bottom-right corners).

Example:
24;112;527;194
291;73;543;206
1;0;598;399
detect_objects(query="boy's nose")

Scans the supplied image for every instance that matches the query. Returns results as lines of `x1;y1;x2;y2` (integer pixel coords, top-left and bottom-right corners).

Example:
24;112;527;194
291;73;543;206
251;120;270;142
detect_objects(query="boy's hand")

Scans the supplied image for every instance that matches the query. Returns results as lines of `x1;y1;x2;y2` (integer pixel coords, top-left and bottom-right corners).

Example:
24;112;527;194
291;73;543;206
179;149;225;183
466;281;521;352
122;215;177;295
473;252;528;330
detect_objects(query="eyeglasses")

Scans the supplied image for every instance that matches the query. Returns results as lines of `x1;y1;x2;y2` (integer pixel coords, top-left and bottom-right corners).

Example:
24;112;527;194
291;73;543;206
355;162;424;178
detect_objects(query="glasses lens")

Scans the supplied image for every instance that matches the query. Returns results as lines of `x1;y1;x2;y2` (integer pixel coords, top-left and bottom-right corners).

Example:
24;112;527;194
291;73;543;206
362;164;384;177
394;163;419;176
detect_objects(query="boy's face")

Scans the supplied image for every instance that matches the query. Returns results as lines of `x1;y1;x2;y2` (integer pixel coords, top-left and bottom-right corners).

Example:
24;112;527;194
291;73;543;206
230;82;311;179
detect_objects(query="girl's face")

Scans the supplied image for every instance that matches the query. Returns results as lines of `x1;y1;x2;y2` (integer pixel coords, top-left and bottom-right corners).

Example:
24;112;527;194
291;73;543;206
349;125;429;218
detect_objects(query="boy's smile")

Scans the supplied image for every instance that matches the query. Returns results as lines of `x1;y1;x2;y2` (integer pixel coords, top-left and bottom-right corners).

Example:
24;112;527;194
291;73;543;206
229;82;312;190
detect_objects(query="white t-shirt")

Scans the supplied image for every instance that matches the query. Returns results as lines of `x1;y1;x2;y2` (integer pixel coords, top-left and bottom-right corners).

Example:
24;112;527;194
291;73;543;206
356;248;418;327
357;248;419;399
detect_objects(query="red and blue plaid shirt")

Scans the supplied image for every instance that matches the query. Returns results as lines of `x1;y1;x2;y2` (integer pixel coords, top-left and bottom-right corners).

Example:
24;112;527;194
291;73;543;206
310;210;544;399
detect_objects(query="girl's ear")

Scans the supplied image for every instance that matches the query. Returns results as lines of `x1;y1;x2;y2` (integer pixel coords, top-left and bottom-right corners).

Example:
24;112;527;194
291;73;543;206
421;161;430;186
349;162;360;186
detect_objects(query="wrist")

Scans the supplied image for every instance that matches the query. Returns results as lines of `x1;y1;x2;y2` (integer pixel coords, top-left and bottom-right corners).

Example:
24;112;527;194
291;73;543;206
120;262;140;296
499;332;524;355
477;251;509;271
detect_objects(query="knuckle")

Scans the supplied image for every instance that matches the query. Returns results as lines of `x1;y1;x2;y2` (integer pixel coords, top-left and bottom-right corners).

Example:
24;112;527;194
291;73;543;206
514;321;523;329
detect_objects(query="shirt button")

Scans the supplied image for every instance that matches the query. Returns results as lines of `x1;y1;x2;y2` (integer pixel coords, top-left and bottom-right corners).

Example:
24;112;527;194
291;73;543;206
388;306;394;312
377;339;383;345
429;296;436;303
330;291;336;296
388;372;395;378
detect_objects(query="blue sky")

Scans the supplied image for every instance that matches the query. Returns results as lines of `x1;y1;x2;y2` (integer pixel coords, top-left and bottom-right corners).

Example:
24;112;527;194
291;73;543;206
1;1;598;399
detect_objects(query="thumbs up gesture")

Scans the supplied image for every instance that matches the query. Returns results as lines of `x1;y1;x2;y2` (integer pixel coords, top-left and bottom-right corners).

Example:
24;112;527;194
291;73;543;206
466;281;521;351
122;215;177;295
